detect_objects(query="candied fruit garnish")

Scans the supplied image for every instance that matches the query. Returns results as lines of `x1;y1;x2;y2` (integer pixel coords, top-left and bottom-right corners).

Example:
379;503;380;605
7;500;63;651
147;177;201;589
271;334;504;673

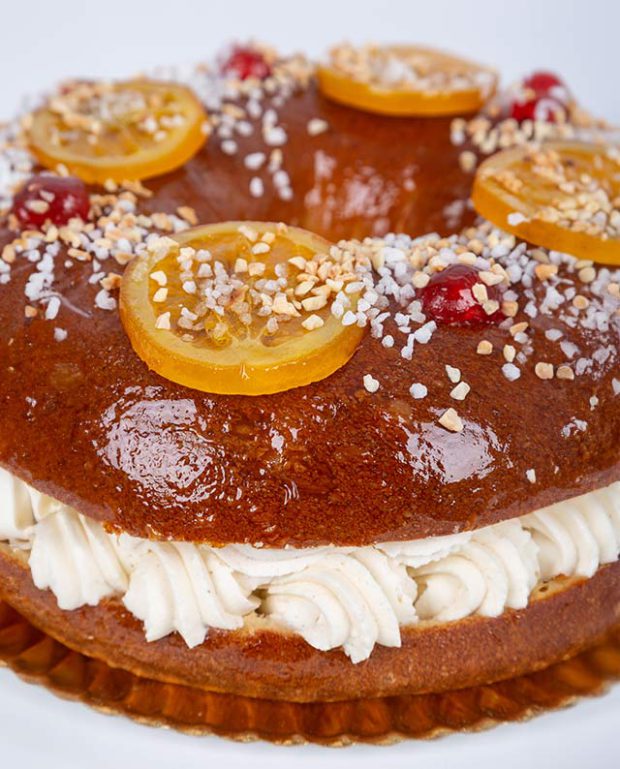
221;46;272;80
509;70;570;123
421;264;504;325
12;174;89;228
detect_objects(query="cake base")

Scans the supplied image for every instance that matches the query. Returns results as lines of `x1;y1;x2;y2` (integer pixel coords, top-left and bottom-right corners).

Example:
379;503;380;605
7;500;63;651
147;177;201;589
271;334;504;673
0;599;618;746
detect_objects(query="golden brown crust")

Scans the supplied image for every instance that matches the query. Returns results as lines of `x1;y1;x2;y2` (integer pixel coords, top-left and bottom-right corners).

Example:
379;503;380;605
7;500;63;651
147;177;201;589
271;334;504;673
1;544;618;703
1;88;619;548
2;597;619;745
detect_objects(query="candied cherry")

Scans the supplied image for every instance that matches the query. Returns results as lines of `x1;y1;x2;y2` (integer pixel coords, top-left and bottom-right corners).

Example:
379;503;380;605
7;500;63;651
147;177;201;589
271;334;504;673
509;70;570;123
220;46;272;80
420;264;504;326
12;174;89;229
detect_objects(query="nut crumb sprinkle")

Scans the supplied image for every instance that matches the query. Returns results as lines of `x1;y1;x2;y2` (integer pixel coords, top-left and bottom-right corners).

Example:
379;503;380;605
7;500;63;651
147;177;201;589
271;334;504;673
439;407;464;433
0;53;617;451
363;373;380;393
450;381;470;401
526;468;537;484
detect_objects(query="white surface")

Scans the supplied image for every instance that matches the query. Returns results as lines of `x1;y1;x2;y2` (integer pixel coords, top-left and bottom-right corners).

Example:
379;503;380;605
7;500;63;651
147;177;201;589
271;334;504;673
1;0;619;123
0;0;618;765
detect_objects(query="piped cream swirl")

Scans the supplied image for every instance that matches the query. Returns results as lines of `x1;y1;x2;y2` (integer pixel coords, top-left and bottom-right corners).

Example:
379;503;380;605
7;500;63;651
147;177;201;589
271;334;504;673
0;468;618;662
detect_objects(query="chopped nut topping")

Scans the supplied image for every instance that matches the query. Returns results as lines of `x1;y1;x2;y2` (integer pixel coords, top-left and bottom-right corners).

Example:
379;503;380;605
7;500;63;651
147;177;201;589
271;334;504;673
177;206;198;225
459;150;477;173
535;263;558;281
556;365;575;381
503;344;516;363
153;287;168;303
155;311;171;330
509;321;529;336
472;282;488;303
439;407;464;433
573;295;590;310
578;266;596;284
301;314;324;331
535;362;554;380
100;272;122;291
450;381;471;401
502;300;519;317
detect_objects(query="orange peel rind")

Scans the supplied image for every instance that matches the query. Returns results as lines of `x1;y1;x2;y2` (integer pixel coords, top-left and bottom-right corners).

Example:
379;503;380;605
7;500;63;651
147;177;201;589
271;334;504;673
120;221;366;395
29;79;208;184
472;141;620;265
317;44;497;117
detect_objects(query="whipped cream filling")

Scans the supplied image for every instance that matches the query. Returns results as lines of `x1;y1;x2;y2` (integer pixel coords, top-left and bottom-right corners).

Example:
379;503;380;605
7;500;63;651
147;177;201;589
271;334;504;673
0;468;618;663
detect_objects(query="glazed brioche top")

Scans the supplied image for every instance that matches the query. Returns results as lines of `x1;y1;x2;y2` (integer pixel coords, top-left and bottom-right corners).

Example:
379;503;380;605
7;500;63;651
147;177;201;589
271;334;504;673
0;50;619;546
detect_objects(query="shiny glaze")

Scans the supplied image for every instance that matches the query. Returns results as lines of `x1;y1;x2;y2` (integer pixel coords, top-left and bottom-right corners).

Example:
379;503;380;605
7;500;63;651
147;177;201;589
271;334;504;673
0;83;618;546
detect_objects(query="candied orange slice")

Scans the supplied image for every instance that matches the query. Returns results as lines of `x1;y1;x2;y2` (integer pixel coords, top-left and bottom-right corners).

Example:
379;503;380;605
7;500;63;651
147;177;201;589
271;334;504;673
120;221;366;395
317;44;497;117
28;80;207;184
472;141;620;265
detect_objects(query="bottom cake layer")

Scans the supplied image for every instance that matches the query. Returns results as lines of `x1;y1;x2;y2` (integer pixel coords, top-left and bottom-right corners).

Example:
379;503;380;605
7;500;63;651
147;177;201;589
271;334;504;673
1;544;618;702
1;597;619;746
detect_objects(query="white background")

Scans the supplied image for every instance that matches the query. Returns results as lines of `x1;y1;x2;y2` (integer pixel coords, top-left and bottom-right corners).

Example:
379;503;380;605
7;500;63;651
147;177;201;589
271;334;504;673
0;0;618;765
1;0;619;122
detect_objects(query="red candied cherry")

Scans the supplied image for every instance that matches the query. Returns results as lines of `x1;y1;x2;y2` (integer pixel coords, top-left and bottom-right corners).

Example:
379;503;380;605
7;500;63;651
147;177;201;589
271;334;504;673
220;45;272;80
509;71;570;123
12;174;89;229
420;264;505;326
